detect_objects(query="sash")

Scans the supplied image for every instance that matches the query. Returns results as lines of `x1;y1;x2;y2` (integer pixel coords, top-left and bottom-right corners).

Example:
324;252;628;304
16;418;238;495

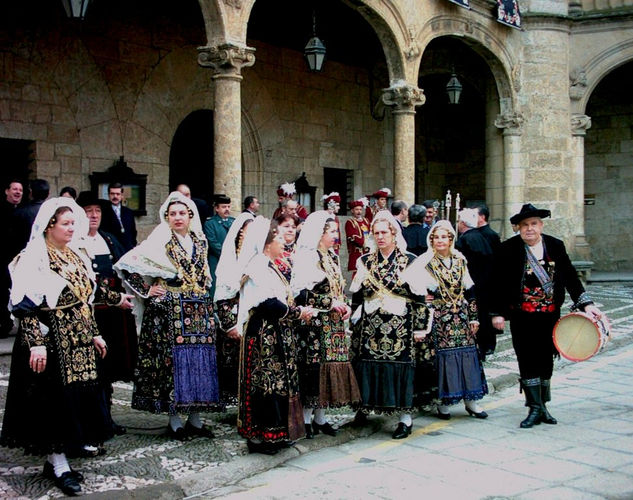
525;243;553;296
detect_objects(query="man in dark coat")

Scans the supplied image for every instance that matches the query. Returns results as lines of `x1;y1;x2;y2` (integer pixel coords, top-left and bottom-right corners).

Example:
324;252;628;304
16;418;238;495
76;191;135;435
100;182;137;252
456;207;497;359
402;204;429;256
472;202;501;253
490;203;603;429
12;178;49;257
1;180;24;338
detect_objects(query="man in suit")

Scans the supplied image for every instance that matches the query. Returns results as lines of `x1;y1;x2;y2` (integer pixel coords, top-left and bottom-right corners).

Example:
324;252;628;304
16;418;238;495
456;208;496;359
176;183;211;222
204;194;235;299
472;202;501;253
490;203;603;429
243;195;260;216
12;178;49;256
402;204;429;256
1;179;24;338
100;182;137;252
390;200;408;231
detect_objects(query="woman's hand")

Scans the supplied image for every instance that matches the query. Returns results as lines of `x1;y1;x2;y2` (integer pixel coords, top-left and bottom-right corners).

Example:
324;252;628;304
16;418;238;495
118;293;134;310
29;346;47;373
331;300;351;320
492;316;505;330
341;304;352;321
469;321;480;335
93;336;107;359
413;331;427;342
299;306;316;322
226;327;241;340
149;284;166;298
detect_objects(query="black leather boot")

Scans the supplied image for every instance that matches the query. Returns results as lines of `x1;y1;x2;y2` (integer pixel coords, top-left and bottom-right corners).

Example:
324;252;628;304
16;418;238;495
520;378;543;428
540;379;557;424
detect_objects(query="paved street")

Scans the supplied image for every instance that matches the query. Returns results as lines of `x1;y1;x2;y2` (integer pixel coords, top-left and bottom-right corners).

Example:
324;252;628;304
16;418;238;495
0;280;631;498
205;342;633;500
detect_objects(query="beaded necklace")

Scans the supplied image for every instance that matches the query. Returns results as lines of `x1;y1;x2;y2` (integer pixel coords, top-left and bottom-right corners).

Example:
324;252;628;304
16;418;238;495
364;248;408;295
169;233;208;295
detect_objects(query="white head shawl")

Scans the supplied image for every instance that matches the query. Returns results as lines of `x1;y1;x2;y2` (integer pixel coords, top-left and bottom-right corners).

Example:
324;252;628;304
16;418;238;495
366;209;407;253
9;197;92;308
401;219;473;295
290;210;336;297
214;211;255;302
236;216;286;335
115;191;203;280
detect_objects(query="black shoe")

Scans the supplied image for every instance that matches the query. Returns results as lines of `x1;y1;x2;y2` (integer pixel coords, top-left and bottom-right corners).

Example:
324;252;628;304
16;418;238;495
185;420;215;438
70;446;100;458
43;461;84;483
247;440;279;455
167;425;187;441
540;407;557;425
520;407;543;428
465;407;489;419
312;421;338;436
436;409;451;420
392;422;412;439
351;410;368;427
112;422;127;435
305;423;314;439
54;471;82;496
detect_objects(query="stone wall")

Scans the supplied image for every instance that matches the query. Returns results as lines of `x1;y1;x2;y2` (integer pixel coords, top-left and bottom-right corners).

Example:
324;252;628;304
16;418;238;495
584;63;633;271
244;40;392;218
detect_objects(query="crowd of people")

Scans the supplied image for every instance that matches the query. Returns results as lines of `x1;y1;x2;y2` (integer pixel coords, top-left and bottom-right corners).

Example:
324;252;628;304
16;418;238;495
0;177;603;495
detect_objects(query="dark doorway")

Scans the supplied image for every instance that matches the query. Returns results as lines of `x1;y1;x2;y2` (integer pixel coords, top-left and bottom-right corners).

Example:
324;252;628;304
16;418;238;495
323;168;353;216
0;138;33;189
169;110;214;204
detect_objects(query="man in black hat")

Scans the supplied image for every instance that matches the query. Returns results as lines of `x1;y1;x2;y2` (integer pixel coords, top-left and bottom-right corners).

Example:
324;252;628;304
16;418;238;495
203;194;234;298
76;191;135;436
490;203;602;428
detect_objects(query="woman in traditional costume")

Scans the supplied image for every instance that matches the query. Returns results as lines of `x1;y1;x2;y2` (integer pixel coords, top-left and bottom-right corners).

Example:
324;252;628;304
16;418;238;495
291;211;360;438
214;211;254;404
350;211;429;439
1;197;132;496
274;213;299;279
237;217;315;454
405;220;489;420
115;191;221;440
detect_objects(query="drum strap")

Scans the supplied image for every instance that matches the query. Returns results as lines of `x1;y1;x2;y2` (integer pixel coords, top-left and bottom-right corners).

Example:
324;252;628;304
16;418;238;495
525;243;553;296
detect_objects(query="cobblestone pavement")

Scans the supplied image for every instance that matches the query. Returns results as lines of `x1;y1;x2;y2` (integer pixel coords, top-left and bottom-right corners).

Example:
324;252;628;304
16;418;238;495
0;282;631;499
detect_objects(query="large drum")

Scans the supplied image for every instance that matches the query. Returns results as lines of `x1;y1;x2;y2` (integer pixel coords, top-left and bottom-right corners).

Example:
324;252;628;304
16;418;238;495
553;312;610;362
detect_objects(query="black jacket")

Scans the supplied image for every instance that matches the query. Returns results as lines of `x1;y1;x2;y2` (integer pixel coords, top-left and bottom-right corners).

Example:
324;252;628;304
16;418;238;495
100;204;137;252
490;234;588;319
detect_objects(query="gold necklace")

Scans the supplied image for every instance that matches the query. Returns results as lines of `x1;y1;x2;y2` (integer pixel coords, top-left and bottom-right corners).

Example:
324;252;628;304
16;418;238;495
318;249;345;301
46;243;92;302
428;254;464;313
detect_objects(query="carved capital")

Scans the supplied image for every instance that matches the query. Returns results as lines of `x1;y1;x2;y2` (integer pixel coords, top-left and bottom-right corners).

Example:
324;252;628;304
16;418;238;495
494;112;524;135
569;68;587;101
382;82;425;113
198;44;256;78
571;113;592;136
224;0;242;8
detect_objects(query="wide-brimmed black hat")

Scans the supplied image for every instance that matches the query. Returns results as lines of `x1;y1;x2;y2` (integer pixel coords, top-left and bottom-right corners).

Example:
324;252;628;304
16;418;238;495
510;203;551;225
76;190;106;209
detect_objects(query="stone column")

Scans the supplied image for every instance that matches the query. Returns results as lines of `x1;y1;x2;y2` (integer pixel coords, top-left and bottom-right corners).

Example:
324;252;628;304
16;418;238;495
494;112;525;239
382;82;425;205
198;43;255;208
570;113;592;260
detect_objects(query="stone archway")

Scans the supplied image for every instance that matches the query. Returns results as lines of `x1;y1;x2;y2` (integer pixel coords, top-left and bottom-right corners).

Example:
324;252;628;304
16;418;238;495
169;109;215;201
415;29;516;234
583;61;633;271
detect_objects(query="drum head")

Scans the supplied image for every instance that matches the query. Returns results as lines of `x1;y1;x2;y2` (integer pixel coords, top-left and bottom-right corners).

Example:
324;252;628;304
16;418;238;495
553;314;600;362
